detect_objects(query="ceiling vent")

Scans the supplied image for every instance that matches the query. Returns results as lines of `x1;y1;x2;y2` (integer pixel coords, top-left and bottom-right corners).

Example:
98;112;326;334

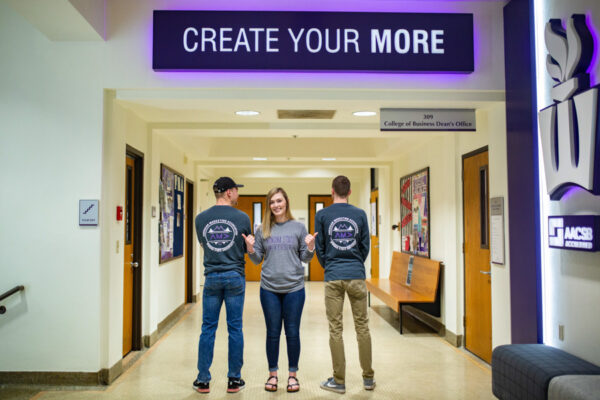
277;110;336;119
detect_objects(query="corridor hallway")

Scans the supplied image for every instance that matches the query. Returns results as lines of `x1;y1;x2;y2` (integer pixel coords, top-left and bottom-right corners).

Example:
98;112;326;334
19;283;493;400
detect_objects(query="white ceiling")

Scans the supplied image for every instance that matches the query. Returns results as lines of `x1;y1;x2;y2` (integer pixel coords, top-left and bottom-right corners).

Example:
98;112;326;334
116;87;503;166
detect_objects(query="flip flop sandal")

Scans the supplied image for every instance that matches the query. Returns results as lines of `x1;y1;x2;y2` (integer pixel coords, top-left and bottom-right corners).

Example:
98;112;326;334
287;376;300;393
265;375;278;392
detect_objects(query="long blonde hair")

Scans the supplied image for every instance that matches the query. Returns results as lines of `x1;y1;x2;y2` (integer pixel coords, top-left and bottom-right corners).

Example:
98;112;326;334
262;187;294;239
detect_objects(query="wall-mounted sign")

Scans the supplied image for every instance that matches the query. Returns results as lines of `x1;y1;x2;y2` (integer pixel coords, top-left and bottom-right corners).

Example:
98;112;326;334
381;108;476;131
548;215;600;252
153;11;474;72
490;197;505;264
79;200;99;226
538;14;600;200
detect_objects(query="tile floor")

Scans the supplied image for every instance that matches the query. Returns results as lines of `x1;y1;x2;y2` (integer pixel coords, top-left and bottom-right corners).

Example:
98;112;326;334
1;282;494;399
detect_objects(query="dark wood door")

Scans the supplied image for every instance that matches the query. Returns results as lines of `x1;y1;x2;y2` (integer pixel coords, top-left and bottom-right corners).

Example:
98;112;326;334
308;195;334;281
463;149;492;363
235;195;267;281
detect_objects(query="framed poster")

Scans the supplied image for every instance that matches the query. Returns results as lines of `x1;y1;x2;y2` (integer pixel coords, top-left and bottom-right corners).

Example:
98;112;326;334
159;164;185;263
400;167;430;258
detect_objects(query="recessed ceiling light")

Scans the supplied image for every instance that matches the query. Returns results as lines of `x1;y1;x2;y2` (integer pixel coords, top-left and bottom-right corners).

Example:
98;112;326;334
253;157;267;161
353;111;377;117
236;110;260;116
322;157;336;161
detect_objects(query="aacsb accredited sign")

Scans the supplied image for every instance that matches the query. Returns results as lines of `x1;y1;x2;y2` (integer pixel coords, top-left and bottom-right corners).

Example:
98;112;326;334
548;215;600;252
153;11;474;72
380;108;476;131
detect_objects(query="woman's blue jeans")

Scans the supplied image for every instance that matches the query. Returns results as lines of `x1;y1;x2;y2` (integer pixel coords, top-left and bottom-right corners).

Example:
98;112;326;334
197;270;245;382
259;286;305;372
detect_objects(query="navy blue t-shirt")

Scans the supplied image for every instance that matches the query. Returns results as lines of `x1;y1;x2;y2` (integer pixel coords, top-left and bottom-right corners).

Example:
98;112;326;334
315;203;370;281
195;205;251;276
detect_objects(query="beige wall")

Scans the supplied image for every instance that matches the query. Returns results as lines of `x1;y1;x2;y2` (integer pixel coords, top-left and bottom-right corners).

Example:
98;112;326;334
389;104;511;345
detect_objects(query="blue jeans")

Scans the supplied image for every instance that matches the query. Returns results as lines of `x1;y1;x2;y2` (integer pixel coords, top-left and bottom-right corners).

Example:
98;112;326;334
197;270;245;382
259;287;305;372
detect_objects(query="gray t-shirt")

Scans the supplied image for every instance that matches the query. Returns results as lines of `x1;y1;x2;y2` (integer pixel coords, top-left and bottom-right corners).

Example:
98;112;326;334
248;220;315;293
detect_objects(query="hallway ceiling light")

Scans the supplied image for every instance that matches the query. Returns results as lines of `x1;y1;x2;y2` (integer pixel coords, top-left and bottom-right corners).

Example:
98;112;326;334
353;111;377;117
253;157;268;161
236;110;260;116
322;158;336;161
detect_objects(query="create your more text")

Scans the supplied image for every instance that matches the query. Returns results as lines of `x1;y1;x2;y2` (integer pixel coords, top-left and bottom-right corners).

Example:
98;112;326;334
183;27;446;54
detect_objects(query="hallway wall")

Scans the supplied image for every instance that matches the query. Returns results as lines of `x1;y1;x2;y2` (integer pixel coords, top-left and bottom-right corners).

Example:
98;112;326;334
101;102;198;368
0;0;508;373
390;104;511;345
534;0;600;365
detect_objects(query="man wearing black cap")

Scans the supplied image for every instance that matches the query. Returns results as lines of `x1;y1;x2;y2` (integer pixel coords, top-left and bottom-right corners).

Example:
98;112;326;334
193;177;251;394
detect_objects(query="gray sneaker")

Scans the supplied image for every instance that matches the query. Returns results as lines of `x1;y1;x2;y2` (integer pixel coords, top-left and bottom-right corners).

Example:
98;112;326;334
363;378;376;390
320;377;346;394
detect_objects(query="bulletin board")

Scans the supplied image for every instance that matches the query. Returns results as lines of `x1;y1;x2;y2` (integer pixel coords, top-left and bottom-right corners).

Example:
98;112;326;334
400;167;430;258
159;164;185;263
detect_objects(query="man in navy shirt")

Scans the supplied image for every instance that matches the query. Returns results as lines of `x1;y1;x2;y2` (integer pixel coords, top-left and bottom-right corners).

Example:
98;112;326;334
193;177;251;394
315;175;375;394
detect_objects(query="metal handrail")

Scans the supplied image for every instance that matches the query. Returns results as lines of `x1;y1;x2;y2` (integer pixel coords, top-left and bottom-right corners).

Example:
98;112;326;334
0;285;25;314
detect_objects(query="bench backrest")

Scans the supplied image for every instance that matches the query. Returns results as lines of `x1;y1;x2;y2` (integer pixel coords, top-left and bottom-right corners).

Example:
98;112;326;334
389;251;441;299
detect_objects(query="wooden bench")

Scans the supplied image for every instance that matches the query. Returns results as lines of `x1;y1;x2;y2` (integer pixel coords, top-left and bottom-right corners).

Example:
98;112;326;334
365;251;442;334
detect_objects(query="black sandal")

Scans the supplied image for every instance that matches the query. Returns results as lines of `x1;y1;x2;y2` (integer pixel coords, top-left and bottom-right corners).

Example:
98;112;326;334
287;376;299;393
265;375;278;392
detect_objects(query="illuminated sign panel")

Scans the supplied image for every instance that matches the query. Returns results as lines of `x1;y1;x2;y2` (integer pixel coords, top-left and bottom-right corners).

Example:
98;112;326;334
153;11;474;72
548;215;600;252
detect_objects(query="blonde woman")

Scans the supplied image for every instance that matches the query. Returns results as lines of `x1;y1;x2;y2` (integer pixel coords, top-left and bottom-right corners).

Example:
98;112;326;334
242;187;316;393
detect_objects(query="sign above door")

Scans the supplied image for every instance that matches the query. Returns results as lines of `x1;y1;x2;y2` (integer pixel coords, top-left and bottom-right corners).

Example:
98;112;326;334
153;11;474;73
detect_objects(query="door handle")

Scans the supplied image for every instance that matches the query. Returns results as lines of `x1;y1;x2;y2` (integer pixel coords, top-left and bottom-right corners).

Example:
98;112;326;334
131;262;139;268
479;270;491;275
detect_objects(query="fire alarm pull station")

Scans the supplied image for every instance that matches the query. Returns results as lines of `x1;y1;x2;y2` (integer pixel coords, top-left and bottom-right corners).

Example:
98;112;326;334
117;206;123;221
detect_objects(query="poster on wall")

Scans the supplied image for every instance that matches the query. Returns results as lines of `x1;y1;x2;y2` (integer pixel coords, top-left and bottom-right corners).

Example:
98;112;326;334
159;164;185;264
400;167;430;258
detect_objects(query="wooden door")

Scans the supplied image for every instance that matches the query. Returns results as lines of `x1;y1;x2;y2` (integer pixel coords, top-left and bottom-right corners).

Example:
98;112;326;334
308;195;334;281
370;190;379;278
235;195;266;281
123;156;135;356
463;149;492;363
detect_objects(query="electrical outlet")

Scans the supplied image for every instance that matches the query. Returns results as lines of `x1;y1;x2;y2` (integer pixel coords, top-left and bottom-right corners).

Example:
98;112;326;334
116;240;120;254
558;324;565;341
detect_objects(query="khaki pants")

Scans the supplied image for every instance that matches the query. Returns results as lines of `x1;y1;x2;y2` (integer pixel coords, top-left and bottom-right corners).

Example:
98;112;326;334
324;279;374;384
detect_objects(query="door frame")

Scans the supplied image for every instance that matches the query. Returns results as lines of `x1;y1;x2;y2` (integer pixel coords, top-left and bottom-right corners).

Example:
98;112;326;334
236;194;267;281
125;145;144;352
238;194;267;230
307;194;332;281
461;145;489;356
185;179;194;303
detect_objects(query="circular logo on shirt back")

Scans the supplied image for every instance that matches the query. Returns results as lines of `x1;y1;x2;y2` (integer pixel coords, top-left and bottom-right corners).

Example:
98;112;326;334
328;217;359;251
203;219;238;252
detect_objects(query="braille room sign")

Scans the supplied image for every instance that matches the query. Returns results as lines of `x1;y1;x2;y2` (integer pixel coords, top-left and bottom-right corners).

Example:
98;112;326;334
152;11;474;72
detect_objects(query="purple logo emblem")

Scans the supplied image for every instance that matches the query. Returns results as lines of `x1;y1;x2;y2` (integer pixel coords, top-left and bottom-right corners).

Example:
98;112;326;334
328;217;359;251
203;219;238;252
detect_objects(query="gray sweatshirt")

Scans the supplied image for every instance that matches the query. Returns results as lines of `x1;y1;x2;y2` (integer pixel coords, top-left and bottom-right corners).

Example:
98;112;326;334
248;220;315;293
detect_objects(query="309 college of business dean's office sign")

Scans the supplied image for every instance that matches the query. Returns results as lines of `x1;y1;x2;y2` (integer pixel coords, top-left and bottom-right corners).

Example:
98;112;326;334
538;14;600;201
153;11;474;72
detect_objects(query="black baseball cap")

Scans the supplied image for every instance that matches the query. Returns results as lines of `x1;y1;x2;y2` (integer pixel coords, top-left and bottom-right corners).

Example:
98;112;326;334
213;177;244;193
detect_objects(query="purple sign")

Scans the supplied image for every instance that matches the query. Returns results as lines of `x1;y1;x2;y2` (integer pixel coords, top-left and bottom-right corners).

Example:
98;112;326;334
153;10;474;72
548;215;600;252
